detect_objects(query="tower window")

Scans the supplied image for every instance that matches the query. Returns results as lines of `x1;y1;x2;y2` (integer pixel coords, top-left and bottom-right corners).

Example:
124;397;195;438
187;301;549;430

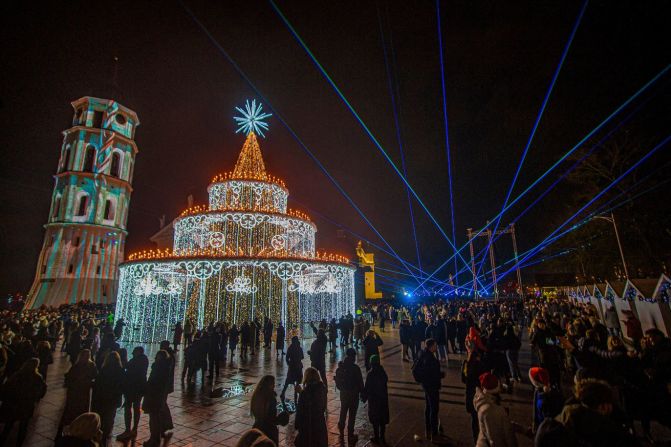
91;244;98;254
83;146;96;172
104;199;115;220
92;111;103;128
68;264;74;274
115;114;127;125
61;147;71;173
102;285;107;296
96;265;101;275
53;197;61;218
74;237;80;247
76;195;88;216
110;153;121;178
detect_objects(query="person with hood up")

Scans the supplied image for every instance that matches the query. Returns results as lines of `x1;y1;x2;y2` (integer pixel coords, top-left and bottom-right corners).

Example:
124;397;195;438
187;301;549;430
281;336;303;402
473;372;518;447
308;329;328;387
362;355;389;445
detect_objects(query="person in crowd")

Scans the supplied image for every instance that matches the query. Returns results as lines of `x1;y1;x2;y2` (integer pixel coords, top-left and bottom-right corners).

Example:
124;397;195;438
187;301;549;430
117;347;148;441
229;323;239;362
240;321;250;357
207;326;221;379
263;318;273;349
462;349;486;442
411;316;428;360
474;372;519;447
158;340;176;438
399;319;412;362
143;350;171;447
504;321;523;382
36;340;53;379
294;367;328;447
528;367;563;433
363;330;383;371
335;348;364;443
530;319;562;388
0;358;47;446
275;322;285;357
57;412;102;447
329;318;339;352
250;375;288;445
362;354;389;445
67;323;84;364
447;317;458;354
113;318;125;340
184;318;194;348
281;336;304;402
604;305;621;337
413;338;447;442
89;327;101;358
92;351;125;445
456;314;469;354
173;321;183;352
308;329;328;387
59;349;98;436
622;310;643;348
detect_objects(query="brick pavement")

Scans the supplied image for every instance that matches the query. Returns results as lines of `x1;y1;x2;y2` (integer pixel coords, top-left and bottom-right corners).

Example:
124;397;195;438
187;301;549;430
16;326;536;447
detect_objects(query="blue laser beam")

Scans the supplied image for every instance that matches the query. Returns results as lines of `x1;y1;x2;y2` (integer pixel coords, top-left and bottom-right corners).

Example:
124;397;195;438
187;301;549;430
269;0;482;285
178;0;425;287
476;0;589;285
436;0;459;286
411;64;671;293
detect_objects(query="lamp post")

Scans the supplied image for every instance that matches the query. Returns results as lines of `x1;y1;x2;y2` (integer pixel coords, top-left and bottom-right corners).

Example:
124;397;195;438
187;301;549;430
593;212;629;279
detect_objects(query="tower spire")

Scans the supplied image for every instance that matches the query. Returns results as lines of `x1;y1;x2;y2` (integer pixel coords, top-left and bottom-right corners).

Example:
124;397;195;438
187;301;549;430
232;132;268;181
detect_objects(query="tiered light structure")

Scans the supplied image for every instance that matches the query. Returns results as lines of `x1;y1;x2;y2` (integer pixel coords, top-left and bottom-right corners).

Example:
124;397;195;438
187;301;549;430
115;101;355;342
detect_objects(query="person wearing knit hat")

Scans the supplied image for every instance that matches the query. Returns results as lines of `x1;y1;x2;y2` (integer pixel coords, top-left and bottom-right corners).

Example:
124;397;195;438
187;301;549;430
529;367;563;433
473;372;519;447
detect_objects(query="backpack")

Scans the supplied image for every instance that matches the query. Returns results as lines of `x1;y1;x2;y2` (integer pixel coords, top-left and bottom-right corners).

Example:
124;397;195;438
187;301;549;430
411;356;425;383
334;362;349;390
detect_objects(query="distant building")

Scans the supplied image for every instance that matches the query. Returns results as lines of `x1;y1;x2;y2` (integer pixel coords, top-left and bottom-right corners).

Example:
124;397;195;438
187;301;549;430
26;97;139;307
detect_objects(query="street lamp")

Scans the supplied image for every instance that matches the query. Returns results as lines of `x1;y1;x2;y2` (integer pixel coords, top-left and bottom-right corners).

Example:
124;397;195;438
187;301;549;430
592;211;629;279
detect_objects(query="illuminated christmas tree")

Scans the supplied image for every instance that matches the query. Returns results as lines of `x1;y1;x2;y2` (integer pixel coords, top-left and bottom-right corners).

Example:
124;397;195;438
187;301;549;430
115;100;355;342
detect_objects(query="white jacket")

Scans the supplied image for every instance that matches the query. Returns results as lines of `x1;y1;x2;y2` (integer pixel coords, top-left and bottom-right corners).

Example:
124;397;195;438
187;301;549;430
473;388;518;447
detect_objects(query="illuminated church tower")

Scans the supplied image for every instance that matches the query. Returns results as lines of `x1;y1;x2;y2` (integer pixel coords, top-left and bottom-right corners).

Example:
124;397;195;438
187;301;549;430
27;97;139;307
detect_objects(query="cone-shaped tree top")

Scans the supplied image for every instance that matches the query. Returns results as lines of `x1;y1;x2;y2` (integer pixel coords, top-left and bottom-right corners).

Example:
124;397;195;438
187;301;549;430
232;132;268;181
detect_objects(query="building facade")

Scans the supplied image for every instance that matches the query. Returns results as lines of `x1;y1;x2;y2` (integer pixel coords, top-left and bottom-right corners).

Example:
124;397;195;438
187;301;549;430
27;97;139;307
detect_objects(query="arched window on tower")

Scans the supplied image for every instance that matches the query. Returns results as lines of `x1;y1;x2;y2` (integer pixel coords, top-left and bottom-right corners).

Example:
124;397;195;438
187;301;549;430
76;195;88;216
110;153;121;178
104;199;115;221
83;146;96;172
61;147;71;173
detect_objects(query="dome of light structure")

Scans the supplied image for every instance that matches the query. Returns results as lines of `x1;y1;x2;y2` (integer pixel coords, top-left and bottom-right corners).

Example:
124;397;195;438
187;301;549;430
115;126;355;343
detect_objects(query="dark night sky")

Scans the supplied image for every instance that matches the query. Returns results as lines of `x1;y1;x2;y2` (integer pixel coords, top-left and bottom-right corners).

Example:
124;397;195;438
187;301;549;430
1;0;669;294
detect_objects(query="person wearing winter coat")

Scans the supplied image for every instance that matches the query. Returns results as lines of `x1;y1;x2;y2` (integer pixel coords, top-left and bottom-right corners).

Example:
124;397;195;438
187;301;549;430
56;412;102;447
143;350;171;447
59;349;98;433
362;355;389;445
462;350;485;442
228;324;239;361
275;323;285;357
173;322;183;352
294;367;328;447
36;340;53;379
528;367;563;433
281;336;303;402
414;339;446;442
0;358;46;446
335;348;364;443
263;318;273;349
399;319;412;361
250;375;287;445
308;329;328;387
411;317;428;359
328;319;339;352
473;372;518;447
363;330;383;371
117;347;148;441
92;351;125;445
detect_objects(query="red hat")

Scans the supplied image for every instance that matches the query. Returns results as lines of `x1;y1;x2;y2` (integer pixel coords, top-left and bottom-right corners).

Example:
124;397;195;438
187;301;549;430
529;367;550;388
479;372;500;393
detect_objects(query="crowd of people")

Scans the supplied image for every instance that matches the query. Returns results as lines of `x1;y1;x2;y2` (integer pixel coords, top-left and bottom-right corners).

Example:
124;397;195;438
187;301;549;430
0;295;669;447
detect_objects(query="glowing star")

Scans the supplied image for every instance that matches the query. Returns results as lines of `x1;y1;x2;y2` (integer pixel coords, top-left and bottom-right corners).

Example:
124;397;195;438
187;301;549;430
234;99;272;138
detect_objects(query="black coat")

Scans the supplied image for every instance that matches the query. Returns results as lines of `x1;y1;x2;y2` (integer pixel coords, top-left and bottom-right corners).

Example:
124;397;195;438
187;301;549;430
285;343;304;383
417;349;442;389
399;324;412;344
0;371;46;421
363;365;389;425
276;326;285;350
143;359;170;413
363;335;383;359
295;382;328;447
124;354;148;397
309;336;327;369
92;364;125;411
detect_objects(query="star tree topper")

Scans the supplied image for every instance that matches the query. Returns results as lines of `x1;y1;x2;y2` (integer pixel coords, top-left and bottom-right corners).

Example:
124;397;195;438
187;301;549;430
234;99;272;138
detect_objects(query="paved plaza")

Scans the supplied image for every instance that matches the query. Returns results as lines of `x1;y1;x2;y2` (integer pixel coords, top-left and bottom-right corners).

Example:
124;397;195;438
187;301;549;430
21;326;536;447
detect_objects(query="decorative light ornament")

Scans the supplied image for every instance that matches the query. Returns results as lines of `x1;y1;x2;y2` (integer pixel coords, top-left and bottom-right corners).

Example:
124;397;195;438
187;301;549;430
225;276;258;294
233;99;272;138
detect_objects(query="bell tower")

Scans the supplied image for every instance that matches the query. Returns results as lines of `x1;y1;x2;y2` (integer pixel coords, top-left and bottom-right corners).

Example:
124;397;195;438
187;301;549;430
27;97;139;307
